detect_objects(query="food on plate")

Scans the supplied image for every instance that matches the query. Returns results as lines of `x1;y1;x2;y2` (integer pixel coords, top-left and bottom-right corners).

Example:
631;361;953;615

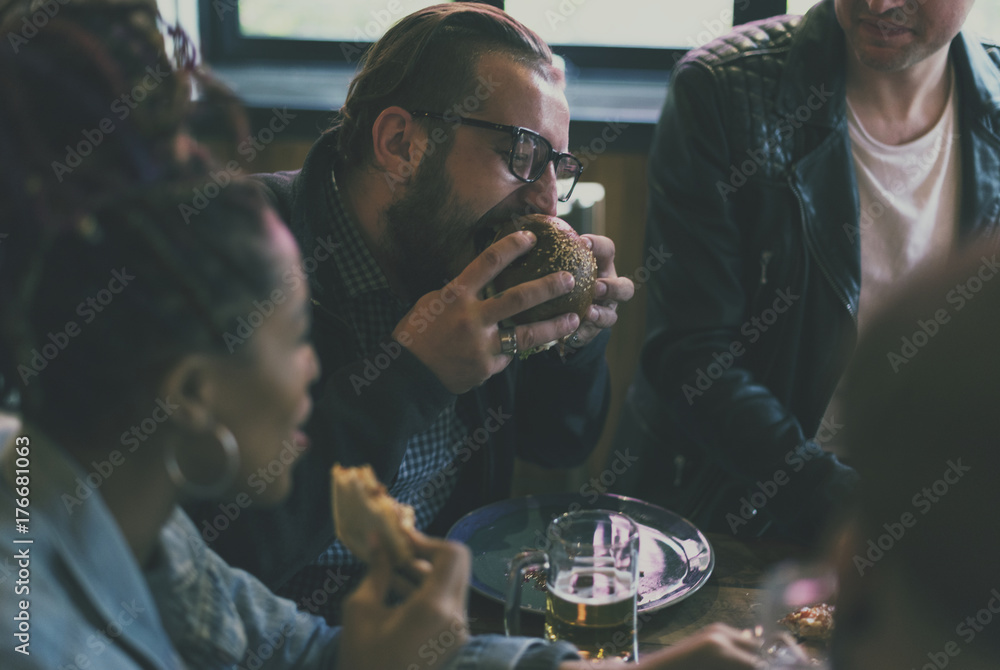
331;463;416;564
522;565;548;591
779;603;836;641
490;214;597;356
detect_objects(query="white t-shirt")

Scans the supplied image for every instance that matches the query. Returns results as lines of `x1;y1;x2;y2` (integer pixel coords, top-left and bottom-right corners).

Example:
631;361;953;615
819;71;961;455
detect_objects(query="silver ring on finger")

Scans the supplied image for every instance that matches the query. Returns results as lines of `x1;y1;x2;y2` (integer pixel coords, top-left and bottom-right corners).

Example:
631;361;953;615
498;326;518;356
568;332;583;347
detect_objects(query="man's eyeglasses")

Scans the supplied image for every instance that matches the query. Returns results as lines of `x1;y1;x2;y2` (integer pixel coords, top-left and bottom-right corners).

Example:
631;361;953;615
410;110;584;202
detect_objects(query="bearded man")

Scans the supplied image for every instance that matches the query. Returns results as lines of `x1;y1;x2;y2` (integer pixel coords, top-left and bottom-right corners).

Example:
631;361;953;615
186;3;633;622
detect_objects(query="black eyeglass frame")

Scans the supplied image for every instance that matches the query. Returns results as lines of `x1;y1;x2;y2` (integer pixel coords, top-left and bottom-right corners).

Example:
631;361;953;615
409;110;584;202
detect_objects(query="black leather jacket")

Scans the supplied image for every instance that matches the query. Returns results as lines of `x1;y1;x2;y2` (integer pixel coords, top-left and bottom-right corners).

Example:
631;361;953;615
618;0;1000;542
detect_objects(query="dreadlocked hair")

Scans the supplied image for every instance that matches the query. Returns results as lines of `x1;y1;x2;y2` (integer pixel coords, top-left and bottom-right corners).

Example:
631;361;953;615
7;181;277;447
0;1;283;447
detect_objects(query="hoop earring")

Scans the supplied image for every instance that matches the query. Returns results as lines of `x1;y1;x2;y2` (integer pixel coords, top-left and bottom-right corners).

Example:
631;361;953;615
165;424;240;499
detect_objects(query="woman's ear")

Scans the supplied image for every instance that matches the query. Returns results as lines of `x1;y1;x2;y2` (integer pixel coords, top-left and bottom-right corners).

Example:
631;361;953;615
158;354;220;433
370;106;427;181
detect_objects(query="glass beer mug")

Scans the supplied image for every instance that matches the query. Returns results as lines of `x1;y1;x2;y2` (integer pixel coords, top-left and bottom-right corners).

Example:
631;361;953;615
505;510;640;661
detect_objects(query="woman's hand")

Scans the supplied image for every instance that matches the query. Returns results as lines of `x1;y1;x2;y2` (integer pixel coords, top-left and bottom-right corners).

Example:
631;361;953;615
337;532;471;670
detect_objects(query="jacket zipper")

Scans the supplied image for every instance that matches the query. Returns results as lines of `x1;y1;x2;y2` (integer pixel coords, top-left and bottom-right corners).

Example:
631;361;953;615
789;176;858;323
759;250;773;285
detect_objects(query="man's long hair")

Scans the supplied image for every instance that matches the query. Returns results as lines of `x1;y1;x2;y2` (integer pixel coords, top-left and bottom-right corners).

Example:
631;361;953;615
333;2;555;172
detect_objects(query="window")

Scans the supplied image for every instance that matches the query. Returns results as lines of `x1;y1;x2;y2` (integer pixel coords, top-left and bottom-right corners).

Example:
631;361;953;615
206;1;1000;66
236;0;735;50
203;0;777;67
237;0;444;41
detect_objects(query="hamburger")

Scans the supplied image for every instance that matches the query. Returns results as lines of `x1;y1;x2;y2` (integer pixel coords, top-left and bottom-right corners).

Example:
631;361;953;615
331;464;416;565
489;214;598;356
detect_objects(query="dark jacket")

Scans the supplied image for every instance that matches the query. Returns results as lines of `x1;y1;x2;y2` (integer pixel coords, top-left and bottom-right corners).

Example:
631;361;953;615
617;0;1000;541
185;131;611;589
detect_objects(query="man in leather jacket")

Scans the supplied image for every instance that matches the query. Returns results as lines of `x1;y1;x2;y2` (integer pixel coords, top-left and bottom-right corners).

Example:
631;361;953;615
616;0;1000;543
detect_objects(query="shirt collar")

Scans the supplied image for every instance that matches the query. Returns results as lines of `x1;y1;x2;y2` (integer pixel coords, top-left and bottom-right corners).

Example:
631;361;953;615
326;163;393;301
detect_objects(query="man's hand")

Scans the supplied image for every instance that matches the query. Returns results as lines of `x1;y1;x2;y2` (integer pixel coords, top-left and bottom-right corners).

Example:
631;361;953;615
565;234;634;350
393;230;580;393
337;532;472;670
558;624;762;670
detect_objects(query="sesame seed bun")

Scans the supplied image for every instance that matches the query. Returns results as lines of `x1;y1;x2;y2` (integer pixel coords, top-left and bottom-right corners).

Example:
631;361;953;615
492;214;597;325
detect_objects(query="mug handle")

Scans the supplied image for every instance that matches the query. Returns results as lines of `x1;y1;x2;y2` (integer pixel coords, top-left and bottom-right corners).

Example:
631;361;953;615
504;550;548;636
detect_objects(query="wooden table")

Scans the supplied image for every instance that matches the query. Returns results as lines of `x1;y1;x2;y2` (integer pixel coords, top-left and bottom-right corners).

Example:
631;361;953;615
467;532;808;653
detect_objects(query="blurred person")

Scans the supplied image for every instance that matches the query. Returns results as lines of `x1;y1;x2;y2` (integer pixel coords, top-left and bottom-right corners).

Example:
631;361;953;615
616;0;1000;543
185;3;635;621
832;242;1000;669
0;5;763;670
0;5;521;669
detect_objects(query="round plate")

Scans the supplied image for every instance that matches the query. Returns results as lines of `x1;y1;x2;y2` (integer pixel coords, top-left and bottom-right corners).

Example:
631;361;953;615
446;493;714;614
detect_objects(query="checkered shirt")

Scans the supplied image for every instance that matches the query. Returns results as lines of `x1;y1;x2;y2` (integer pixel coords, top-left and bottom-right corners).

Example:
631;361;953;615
278;167;466;609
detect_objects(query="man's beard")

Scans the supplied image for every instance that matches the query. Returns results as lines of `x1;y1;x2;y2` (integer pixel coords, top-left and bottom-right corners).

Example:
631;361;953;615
382;159;483;303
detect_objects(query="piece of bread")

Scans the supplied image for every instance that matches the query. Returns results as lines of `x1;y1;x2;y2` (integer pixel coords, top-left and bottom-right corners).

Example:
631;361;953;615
331;464;416;564
779;603;836;641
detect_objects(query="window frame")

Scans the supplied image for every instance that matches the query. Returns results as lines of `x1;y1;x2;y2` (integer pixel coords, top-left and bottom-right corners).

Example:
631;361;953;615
200;0;793;69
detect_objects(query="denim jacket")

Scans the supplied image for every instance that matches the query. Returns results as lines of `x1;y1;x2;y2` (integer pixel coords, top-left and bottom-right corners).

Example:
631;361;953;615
0;429;577;669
